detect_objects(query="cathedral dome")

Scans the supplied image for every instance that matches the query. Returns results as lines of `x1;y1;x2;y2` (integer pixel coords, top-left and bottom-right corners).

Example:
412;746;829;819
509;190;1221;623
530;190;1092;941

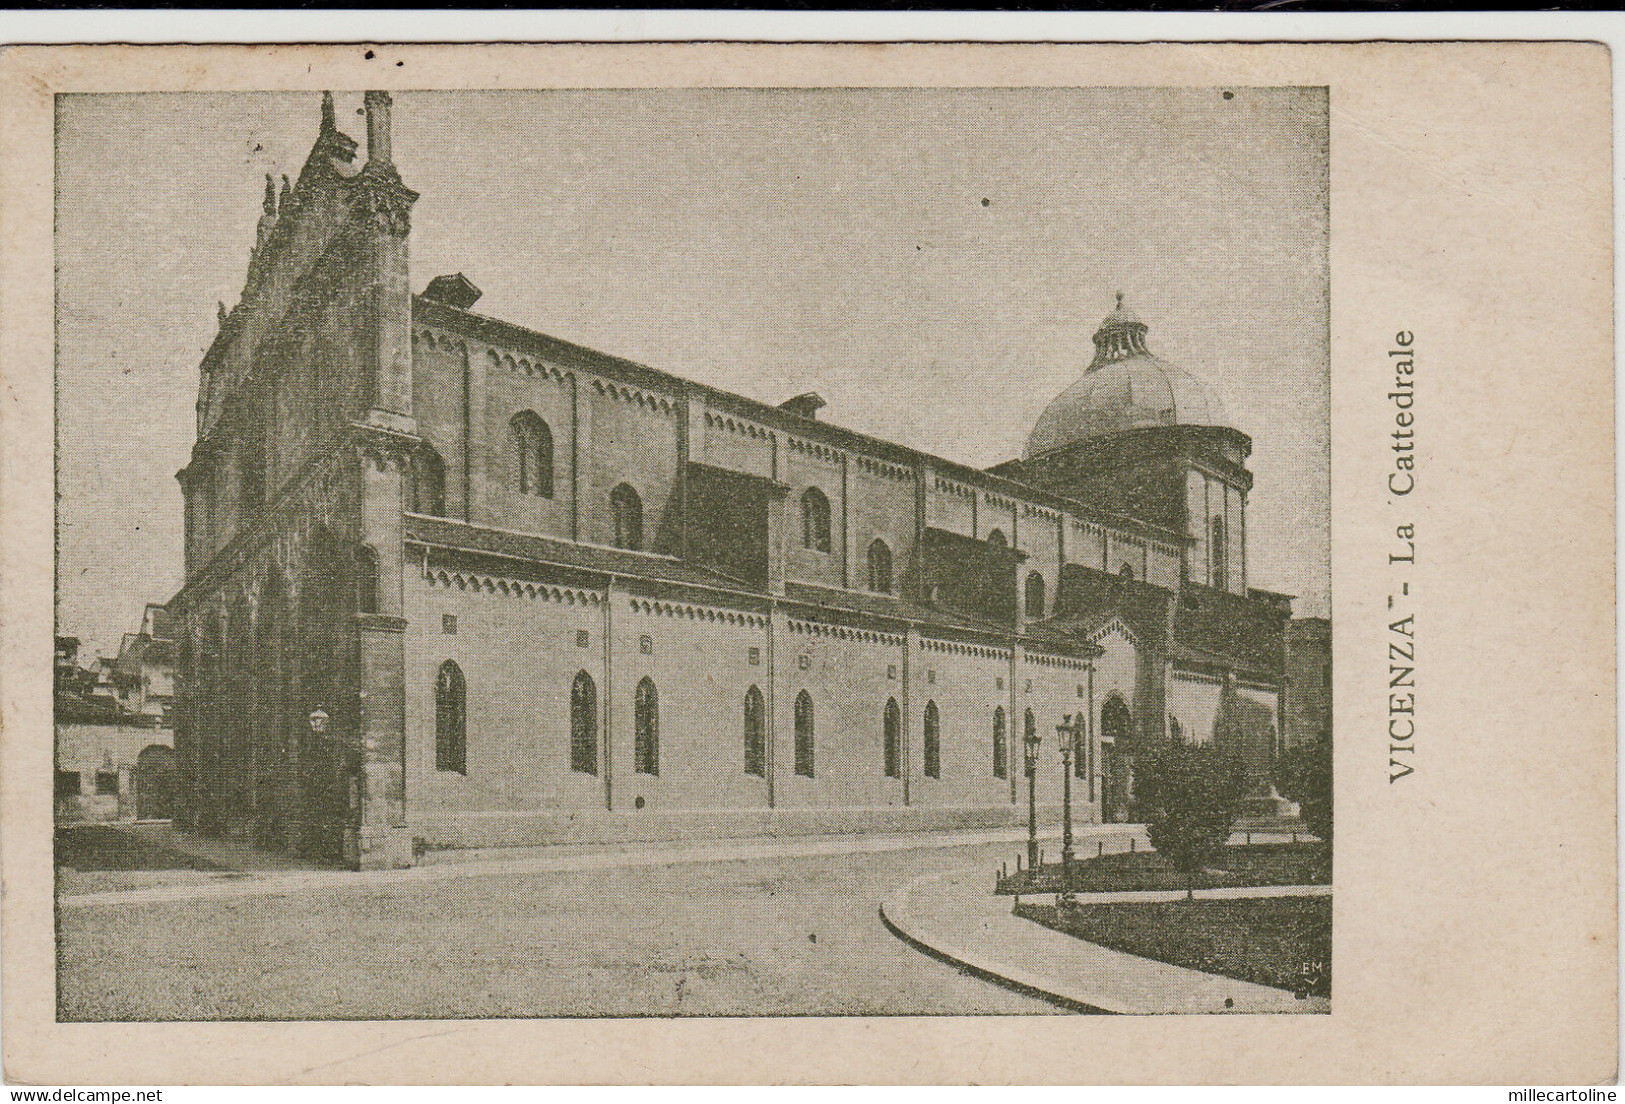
1025;294;1227;459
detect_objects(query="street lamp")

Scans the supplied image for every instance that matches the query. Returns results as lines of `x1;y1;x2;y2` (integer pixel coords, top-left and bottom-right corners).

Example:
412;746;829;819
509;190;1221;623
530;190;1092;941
308;706;329;737
1023;719;1042;872
1057;714;1080;907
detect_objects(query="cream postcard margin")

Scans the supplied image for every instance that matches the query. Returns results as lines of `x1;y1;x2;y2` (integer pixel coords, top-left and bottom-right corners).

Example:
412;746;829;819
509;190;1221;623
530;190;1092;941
1;42;1614;1084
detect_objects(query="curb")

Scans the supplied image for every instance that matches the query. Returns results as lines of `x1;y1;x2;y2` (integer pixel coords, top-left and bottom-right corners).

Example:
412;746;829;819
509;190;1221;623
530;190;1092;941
880;878;1139;1014
877;901;1110;1015
881;869;1331;1015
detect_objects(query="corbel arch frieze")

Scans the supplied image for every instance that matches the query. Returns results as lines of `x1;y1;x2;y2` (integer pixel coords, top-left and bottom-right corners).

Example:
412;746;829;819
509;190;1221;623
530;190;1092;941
410;326;466;354
486;347;570;386
590;376;676;414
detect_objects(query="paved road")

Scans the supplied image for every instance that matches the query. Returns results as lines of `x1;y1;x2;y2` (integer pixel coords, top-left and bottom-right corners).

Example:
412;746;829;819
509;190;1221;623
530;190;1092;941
58;837;1073;1020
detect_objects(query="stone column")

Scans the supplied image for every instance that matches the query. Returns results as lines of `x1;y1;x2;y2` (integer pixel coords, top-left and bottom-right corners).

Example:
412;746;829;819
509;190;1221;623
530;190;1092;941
355;615;409;868
353;442;412;869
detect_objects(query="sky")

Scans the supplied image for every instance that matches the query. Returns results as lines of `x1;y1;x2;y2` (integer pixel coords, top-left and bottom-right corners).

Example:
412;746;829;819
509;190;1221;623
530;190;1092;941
56;87;1329;659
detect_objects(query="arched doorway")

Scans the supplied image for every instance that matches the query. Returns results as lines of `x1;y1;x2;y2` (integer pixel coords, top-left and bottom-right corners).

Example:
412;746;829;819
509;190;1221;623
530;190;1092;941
134;744;176;821
1100;695;1133;823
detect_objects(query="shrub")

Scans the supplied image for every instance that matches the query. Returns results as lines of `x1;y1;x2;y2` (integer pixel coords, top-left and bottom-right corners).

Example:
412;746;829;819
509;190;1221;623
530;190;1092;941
1135;738;1247;899
1275;737;1332;843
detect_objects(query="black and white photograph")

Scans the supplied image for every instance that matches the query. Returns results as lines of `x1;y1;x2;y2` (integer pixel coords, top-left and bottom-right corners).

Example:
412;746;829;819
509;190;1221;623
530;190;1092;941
52;84;1333;1021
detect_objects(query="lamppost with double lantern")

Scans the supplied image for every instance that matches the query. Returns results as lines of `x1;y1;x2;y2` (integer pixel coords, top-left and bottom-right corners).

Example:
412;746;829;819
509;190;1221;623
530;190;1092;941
1023;720;1042;872
1056;713;1084;907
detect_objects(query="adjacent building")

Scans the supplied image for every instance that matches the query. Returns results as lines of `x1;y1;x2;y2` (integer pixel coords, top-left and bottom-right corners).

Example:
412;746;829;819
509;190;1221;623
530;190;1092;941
109;604;177;725
54;628;176;824
169;92;1296;868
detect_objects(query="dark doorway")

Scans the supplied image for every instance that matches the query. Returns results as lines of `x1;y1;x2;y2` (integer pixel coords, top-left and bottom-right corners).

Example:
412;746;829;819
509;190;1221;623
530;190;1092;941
296;528;364;866
134;744;176;820
1100;696;1133;823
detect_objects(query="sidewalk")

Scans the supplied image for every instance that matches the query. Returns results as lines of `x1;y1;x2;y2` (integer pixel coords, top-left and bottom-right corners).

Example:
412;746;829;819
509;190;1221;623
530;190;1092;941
880;866;1331;1015
58;821;1142;910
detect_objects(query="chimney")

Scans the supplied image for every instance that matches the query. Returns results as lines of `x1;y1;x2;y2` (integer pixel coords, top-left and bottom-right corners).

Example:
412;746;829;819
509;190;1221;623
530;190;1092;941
778;392;826;421
364;90;393;168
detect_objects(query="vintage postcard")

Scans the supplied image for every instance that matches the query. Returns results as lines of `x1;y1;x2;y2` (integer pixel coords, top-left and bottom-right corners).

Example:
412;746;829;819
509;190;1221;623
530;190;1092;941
0;41;1614;1084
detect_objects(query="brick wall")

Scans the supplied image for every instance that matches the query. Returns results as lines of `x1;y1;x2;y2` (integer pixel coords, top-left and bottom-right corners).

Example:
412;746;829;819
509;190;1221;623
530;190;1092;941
849;459;915;595
1016;506;1062;619
586;382;680;550
784;445;846;588
401;561;1097;822
700;411;775;480
913;641;1014;808
404;570;609;814
479;353;577;538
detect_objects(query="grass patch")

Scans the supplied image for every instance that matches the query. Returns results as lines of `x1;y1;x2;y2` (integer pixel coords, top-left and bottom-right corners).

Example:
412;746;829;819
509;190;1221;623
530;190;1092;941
1016;895;1331;998
998;842;1329;895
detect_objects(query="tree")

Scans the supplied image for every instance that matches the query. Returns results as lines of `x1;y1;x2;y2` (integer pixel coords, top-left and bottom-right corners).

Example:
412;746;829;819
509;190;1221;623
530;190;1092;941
1135;738;1247;899
1275;737;1332;843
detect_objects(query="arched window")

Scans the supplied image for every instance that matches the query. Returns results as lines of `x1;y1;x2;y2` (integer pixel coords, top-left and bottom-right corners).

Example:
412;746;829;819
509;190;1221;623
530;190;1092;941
794;691;815;777
987;529;1007;550
786;689;812;777
867;539;893;594
355;545;379;615
993;706;1008;780
744;686;766;776
923;701;941;779
1024;708;1036;777
800;488;831;552
411;448;446;517
611;484;643;552
1025;572;1045;618
634;677;659;775
1210;515;1228;590
570;671;598;775
510;412;554;498
435;660;466;774
883;697;901;779
1118;562;1135;583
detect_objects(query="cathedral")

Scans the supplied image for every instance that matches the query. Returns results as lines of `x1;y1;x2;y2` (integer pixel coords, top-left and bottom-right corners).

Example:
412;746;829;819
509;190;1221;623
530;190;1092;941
169;92;1292;868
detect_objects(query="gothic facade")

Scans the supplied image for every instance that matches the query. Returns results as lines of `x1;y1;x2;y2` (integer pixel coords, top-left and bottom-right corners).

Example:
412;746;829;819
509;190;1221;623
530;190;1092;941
169;92;1291;868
